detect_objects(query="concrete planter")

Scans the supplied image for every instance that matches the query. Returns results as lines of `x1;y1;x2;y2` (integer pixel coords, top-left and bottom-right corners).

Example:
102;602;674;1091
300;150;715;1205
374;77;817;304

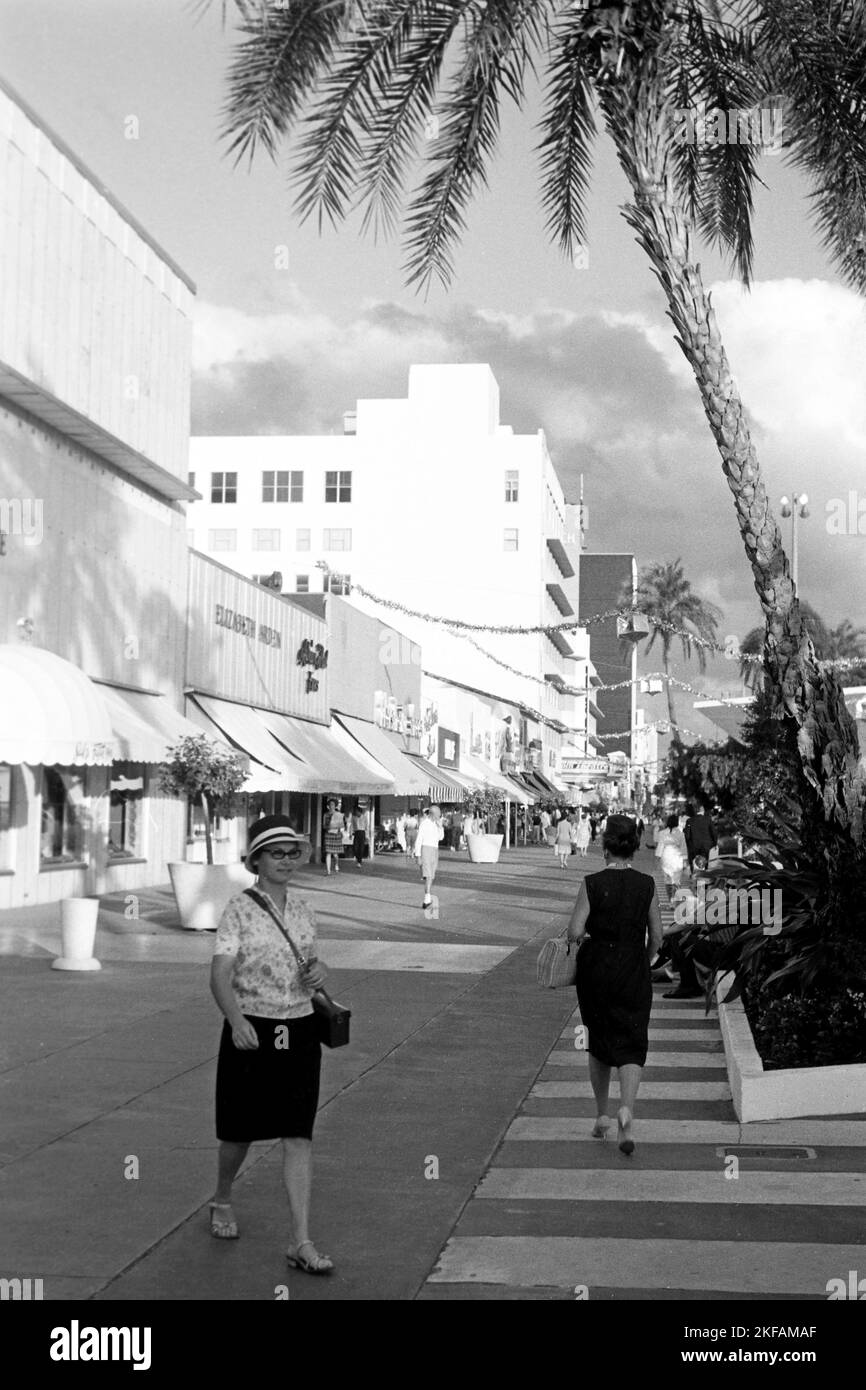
168;861;254;932
717;973;866;1121
467;833;503;864
52;897;101;972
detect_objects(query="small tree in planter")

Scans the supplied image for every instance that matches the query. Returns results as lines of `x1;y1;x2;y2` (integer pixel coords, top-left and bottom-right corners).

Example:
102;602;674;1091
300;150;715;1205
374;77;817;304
159;734;248;865
467;786;503;833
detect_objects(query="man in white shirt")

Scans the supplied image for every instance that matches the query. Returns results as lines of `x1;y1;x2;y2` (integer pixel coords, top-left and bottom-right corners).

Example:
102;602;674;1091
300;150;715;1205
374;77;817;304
415;805;444;908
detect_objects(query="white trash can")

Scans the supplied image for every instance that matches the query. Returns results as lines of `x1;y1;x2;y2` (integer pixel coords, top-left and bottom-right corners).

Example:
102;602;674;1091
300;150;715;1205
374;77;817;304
52;898;102;972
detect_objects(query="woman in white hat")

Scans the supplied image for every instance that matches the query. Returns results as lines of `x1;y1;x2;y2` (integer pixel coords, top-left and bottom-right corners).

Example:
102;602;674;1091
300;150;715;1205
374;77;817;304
209;815;334;1274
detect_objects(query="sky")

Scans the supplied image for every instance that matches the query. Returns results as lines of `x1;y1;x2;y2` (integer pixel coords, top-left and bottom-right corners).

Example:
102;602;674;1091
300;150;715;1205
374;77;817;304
2;0;864;740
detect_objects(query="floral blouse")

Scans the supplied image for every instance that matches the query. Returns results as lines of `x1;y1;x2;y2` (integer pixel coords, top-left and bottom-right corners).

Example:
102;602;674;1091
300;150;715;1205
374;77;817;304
214;888;317;1020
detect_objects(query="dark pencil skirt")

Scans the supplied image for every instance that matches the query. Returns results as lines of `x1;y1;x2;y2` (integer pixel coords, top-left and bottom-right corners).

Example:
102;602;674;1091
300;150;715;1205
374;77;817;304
216;1013;321;1142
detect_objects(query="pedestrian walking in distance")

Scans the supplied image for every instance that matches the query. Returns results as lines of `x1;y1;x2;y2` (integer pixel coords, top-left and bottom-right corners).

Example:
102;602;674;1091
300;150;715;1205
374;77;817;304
415;804;444;908
322;798;344;876
554;814;572;869
573;811;591;857
209;816;334;1274
566;815;663;1156
352;801;369;866
655;813;688;901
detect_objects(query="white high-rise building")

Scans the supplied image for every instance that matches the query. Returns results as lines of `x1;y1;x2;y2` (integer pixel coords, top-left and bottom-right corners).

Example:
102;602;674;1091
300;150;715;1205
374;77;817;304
188;365;587;780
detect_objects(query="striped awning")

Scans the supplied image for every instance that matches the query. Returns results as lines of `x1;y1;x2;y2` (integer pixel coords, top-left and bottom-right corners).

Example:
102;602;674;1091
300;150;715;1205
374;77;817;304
406;754;467;803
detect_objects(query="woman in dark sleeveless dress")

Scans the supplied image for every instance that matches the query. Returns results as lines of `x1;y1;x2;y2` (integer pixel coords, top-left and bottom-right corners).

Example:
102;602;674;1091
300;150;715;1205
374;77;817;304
567;815;663;1154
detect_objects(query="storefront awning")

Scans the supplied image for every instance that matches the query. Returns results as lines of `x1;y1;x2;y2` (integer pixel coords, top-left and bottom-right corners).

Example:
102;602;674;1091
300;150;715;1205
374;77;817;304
0;644;115;766
190;695;305;780
333;715;429;797
460;751;533;804
405;754;467;803
259;710;394;795
98;685;206;764
507;773;537;803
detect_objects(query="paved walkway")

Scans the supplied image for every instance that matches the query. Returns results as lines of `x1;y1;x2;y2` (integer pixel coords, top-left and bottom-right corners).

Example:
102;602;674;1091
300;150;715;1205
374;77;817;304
2;843;862;1302
421;855;866;1301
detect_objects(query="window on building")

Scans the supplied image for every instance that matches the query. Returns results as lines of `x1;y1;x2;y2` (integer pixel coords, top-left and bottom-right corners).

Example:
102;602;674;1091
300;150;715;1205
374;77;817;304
211;471;237;503
323;528;352;551
324;572;351;595
325;470;352;503
503;528;519;551
296;575;310;593
505;470;519;502
208;529;237;552
262;470;304;503
40;768;88;865
188;471;196;490
109;765;145;859
296;528;311;551
252;528;281;551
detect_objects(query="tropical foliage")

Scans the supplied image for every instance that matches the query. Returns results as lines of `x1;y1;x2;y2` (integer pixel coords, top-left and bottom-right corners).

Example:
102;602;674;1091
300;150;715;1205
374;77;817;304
201;0;866;841
624;558;722;740
739;605;866;691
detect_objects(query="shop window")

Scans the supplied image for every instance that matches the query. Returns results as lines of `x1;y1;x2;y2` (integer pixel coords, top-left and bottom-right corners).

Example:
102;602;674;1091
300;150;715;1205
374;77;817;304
40;768;88;866
296;528;311;551
208;529;237;552
505;470;519;502
296;575;310;593
109;765;145;859
262;470;303;503
323;528;351;551
252;528;281;550
211;471;237;504
324;572;351;595
504;528;519;551
325;470;352;503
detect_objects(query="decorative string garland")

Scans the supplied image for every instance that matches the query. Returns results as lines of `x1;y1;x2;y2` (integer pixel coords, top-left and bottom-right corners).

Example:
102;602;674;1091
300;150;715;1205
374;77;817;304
352;581;864;672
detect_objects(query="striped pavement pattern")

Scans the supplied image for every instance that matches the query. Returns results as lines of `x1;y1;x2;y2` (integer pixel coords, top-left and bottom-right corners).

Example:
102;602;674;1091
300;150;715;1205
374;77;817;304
422;986;866;1300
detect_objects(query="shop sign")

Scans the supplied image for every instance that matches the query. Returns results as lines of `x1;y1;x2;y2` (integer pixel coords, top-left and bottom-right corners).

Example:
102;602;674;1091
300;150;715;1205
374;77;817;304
74;741;115;763
215;603;282;648
438;727;460;768
296;638;329;693
562;756;611;778
373;691;422;738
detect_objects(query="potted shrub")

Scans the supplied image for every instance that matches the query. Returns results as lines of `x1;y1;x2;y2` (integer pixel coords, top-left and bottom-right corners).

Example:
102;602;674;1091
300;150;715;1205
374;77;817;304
466;786;505;864
159;734;253;931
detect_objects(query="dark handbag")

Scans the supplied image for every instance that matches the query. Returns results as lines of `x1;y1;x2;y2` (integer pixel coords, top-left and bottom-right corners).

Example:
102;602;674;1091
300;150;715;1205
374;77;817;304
243;889;351;1048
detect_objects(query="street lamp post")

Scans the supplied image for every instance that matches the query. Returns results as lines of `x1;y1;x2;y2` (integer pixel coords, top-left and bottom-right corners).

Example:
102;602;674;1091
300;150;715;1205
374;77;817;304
779;490;809;590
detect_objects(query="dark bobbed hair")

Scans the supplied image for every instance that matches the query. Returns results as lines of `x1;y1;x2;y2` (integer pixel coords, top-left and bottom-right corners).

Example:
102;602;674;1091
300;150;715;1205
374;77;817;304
666;813;680;830
602;820;639;859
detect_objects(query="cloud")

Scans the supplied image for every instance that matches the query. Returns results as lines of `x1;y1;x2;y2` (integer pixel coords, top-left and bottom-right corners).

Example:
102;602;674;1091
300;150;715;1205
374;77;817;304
190;276;866;661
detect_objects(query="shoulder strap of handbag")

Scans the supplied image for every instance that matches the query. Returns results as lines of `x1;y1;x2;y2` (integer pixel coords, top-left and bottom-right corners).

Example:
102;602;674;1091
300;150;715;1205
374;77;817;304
243;887;307;969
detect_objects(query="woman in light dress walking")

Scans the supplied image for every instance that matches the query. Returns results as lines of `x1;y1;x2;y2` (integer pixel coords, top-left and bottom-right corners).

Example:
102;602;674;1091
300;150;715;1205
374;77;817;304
554;814;572;869
573;811;592;857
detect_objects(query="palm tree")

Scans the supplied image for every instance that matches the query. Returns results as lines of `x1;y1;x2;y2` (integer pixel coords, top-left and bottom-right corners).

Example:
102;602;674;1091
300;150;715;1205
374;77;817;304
624;559;722;740
740;609;866;690
739;601;829;692
205;0;866;843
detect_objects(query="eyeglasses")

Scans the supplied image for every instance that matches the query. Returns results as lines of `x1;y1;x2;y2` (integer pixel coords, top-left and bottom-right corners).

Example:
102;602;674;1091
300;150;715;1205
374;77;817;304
262;845;303;860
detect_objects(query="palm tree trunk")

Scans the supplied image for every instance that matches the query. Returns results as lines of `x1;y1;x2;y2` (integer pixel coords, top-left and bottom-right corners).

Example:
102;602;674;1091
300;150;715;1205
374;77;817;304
663;656;679;742
599;53;864;842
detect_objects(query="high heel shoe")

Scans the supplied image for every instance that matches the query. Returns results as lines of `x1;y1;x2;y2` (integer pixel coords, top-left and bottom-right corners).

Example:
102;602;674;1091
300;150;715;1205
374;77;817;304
617;1107;635;1156
591;1116;611;1139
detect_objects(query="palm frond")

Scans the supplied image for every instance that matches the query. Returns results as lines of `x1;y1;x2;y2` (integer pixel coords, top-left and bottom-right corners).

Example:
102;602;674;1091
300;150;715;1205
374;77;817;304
758;0;866;294
220;2;348;167
536;17;597;259
403;0;547;291
354;3;474;241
